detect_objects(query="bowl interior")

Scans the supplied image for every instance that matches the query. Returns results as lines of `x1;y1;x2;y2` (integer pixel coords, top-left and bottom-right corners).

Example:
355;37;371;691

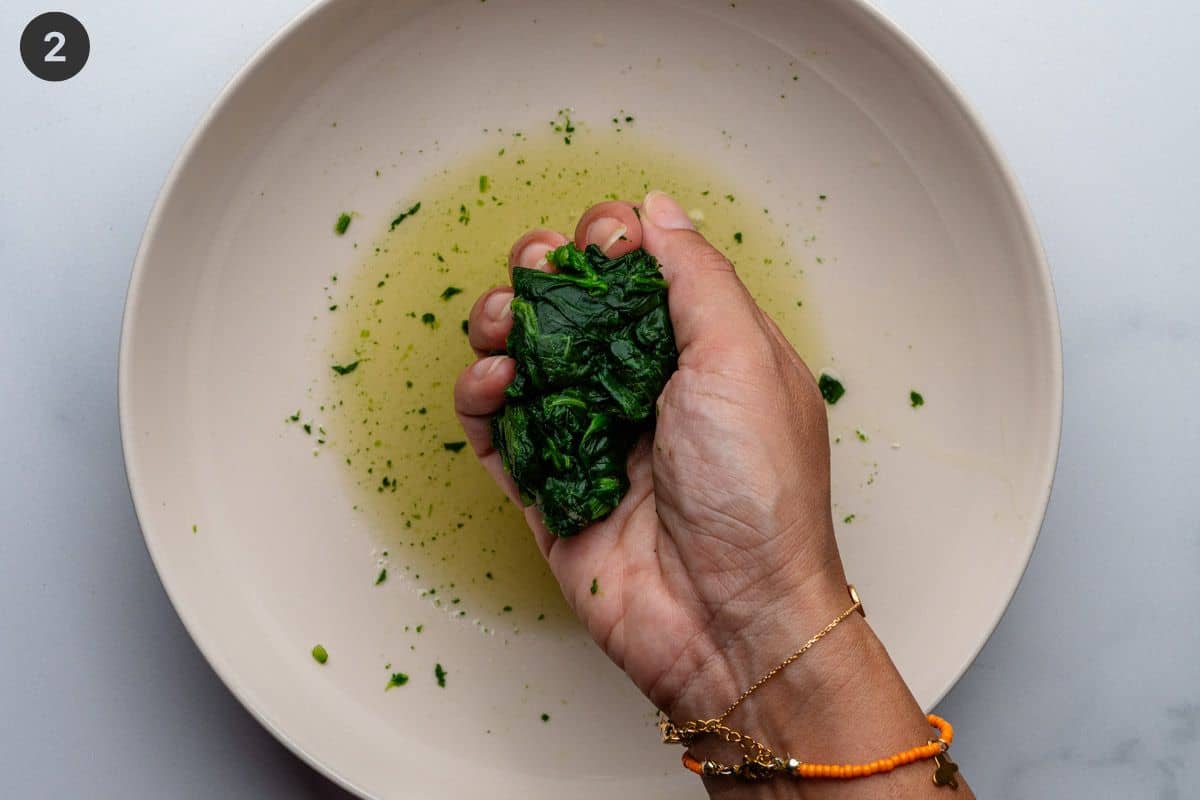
120;1;1060;797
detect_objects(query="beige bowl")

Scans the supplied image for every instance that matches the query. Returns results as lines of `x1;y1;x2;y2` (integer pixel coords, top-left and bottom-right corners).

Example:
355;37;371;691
120;1;1061;797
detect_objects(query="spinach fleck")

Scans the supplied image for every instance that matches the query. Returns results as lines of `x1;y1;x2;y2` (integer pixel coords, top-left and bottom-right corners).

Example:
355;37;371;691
818;372;845;405
390;202;421;230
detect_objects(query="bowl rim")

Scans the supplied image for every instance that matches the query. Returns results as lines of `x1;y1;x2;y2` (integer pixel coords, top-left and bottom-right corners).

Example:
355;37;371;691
117;1;1063;796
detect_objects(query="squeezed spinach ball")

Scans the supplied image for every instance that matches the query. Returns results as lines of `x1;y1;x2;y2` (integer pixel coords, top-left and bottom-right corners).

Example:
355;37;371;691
492;243;678;536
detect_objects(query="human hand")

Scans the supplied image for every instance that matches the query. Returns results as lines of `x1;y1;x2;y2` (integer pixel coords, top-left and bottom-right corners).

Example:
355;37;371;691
457;190;971;799
455;190;850;720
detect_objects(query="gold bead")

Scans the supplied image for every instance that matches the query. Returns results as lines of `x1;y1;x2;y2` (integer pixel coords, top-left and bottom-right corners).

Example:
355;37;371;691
787;758;802;776
847;584;866;617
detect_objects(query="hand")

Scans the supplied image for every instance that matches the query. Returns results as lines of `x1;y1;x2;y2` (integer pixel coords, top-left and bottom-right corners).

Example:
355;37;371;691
456;191;972;799
455;191;849;719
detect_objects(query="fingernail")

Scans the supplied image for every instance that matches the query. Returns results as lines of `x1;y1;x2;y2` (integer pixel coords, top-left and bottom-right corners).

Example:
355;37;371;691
642;190;695;231
484;290;512;321
472;355;506;377
517;241;554;270
585;217;628;252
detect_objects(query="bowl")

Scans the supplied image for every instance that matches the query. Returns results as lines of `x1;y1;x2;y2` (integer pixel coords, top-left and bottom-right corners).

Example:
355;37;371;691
119;1;1062;797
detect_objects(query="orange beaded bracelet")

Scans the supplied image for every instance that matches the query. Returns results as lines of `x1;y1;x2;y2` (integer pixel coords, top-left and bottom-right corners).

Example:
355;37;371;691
679;714;958;787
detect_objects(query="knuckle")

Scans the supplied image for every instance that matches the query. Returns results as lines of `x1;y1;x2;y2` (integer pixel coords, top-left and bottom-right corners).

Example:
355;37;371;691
684;238;735;275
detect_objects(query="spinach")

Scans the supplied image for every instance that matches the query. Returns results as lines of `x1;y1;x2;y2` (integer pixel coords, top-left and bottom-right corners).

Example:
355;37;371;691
491;244;677;536
390;202;421;230
818;372;845;405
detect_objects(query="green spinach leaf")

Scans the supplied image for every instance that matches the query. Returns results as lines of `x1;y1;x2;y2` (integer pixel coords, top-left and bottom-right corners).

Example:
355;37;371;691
492;244;677;536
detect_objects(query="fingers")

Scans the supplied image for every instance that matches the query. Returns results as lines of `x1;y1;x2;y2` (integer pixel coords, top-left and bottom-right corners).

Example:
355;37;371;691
474;228;572;354
508;228;568;281
468;287;514;356
637;190;763;363
574;201;644;257
483;205;643;353
454;353;557;558
454;355;515;455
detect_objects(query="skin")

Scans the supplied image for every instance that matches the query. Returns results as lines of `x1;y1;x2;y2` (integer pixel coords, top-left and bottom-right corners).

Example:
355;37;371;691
456;191;974;799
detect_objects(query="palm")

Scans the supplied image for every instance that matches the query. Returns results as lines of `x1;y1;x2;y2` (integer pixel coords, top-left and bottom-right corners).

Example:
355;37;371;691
455;195;841;716
531;436;670;700
529;347;833;711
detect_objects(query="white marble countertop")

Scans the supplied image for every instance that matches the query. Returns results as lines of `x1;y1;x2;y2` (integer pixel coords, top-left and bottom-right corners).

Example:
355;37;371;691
3;0;1197;796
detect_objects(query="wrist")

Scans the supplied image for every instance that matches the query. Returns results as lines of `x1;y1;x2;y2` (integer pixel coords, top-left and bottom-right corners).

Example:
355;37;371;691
655;565;856;722
660;590;951;799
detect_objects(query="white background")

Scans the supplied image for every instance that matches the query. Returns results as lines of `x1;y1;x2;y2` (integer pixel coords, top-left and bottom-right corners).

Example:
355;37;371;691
2;1;1197;797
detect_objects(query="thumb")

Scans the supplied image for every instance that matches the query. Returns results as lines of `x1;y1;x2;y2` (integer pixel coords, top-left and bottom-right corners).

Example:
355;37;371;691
639;190;763;361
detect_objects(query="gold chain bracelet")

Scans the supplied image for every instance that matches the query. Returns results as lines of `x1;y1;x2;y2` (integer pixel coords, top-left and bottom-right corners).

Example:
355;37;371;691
659;585;960;788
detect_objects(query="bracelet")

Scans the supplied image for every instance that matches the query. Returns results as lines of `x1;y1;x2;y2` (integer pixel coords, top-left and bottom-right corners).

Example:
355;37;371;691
672;714;958;787
659;585;960;788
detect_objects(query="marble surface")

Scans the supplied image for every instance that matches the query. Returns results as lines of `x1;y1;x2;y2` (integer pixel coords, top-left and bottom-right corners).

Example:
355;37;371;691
2;0;1196;796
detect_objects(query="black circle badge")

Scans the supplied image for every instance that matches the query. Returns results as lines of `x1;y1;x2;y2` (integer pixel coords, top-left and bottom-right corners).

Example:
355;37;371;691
21;12;89;82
